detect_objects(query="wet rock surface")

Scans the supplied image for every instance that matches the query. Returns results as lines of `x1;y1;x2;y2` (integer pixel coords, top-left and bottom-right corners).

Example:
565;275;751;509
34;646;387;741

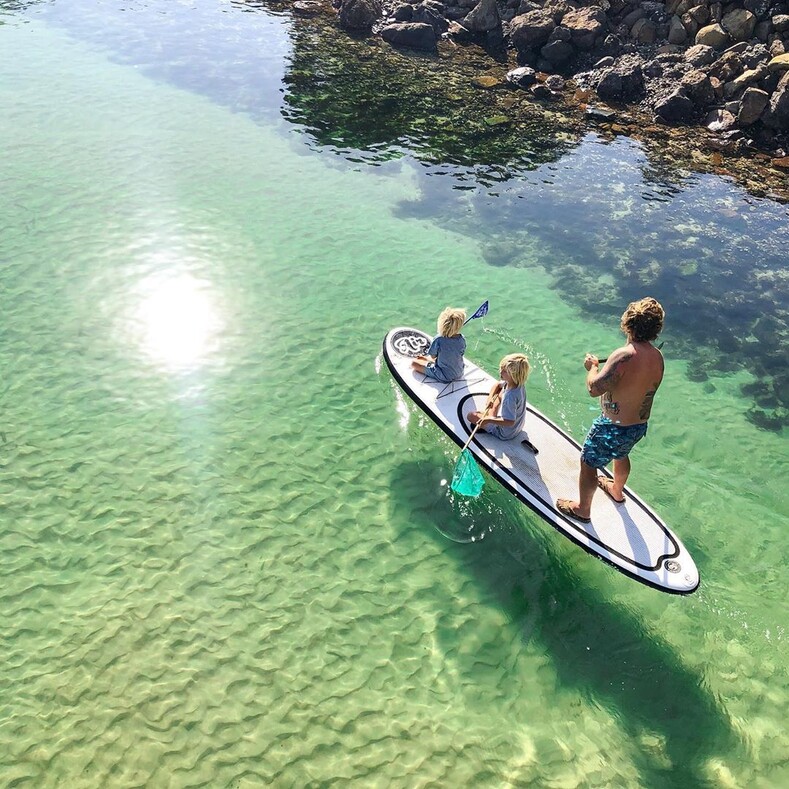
321;0;789;180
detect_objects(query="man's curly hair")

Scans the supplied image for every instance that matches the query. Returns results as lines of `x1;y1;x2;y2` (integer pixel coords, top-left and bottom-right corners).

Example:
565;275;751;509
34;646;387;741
620;297;664;343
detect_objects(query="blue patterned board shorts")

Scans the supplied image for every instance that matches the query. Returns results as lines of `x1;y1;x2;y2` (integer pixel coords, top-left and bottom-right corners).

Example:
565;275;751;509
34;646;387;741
581;415;648;469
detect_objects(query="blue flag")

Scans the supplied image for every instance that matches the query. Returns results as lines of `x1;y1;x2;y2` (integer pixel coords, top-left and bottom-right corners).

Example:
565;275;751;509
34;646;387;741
464;300;489;324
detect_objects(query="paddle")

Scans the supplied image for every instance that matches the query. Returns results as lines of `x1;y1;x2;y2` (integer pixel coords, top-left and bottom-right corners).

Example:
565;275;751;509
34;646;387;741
450;399;496;498
598;341;664;364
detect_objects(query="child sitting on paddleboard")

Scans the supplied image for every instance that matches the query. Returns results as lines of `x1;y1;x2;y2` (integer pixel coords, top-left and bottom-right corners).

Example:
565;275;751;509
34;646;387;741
411;307;467;382
467;353;537;453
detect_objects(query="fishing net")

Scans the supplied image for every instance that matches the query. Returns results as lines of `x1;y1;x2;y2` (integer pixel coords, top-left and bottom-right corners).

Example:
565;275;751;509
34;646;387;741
450;449;485;498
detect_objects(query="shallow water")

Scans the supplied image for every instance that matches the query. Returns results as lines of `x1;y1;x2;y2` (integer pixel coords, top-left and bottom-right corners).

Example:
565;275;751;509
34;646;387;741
1;2;787;787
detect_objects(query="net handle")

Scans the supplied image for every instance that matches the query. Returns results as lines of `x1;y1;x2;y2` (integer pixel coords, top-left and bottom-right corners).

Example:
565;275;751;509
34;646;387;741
460;398;495;453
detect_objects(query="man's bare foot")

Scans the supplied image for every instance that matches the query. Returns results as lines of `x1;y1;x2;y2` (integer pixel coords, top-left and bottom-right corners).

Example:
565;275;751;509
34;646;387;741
597;476;626;503
556;499;591;523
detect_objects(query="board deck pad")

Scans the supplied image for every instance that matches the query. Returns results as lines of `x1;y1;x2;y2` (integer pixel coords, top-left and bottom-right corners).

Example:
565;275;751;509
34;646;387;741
384;327;699;595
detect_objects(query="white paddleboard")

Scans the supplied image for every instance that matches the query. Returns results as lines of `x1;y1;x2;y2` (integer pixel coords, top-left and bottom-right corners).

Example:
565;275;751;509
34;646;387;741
383;326;699;595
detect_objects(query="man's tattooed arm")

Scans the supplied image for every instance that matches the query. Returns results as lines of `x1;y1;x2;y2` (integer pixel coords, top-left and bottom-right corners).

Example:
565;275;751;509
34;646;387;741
587;354;628;398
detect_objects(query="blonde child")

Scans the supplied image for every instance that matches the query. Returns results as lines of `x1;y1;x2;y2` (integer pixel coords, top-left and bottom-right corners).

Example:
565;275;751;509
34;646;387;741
468;353;537;452
412;307;467;383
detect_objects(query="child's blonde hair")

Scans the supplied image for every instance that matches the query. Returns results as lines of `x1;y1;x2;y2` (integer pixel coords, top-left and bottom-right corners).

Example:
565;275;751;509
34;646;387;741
437;307;466;338
500;353;530;387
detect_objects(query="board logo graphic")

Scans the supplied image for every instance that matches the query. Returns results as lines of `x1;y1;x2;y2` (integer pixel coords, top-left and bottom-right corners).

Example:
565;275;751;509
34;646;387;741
664;559;681;573
391;329;430;358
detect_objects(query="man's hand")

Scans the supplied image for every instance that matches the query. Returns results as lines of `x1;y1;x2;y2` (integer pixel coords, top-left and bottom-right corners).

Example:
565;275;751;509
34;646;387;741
584;353;599;372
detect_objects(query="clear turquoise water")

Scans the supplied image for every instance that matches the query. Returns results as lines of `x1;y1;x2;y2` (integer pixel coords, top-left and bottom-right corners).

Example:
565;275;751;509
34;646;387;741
1;2;787;787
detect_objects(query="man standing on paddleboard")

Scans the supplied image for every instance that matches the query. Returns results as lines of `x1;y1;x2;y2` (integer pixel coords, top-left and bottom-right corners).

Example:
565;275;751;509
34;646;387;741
557;297;665;523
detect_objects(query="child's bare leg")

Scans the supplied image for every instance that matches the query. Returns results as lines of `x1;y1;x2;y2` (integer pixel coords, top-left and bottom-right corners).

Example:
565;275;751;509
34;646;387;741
411;359;427;373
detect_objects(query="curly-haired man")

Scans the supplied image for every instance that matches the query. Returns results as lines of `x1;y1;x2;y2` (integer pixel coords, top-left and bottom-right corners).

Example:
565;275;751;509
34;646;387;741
557;297;665;523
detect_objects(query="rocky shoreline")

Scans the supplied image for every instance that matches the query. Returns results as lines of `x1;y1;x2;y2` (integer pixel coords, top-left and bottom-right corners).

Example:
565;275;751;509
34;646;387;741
291;0;789;179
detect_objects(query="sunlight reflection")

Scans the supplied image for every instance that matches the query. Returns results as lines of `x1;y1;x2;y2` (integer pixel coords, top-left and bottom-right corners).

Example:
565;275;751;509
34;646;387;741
133;272;223;373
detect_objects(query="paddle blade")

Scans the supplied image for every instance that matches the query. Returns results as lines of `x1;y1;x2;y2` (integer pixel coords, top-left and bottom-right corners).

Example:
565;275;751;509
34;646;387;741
450;449;485;498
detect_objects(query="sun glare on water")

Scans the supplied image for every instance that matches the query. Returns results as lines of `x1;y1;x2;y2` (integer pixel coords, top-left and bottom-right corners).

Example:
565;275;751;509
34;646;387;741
132;271;223;374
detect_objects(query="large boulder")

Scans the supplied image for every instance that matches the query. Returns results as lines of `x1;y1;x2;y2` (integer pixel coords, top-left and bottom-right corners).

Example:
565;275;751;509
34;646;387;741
737;87;770;125
509;10;556;52
720;9;756;42
464;0;501;33
768;54;789;72
771;14;789;34
506;66;538;88
695;23;729;49
654;88;696;122
762;84;789;130
668;15;688;44
684;43;716;66
339;0;381;30
595;55;646;101
380;22;438;50
681;69;715;104
412;1;450;35
541;39;575;65
562;6;608;50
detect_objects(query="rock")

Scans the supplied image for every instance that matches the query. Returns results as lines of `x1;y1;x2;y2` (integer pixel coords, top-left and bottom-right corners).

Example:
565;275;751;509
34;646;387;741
621;8;645;29
509;10;556;51
543;0;570;23
695;23;729;49
681;69;715;104
530;82;556;99
770;40;786;58
506;65;538;87
709;52;744;82
586;104;616;119
720;9;756;42
562;6;608;50
724;67;767;99
705;107;737;131
392;3;413;20
292;1;323;16
739;44;770;71
654;87;696;121
446;19;473;39
687;5;710;26
339;0;381;30
381;22;438;50
762;84;789;129
547;24;571;42
668;15;688;45
464;0;501;33
772;155;789;168
413;1;449;35
541;39;575;64
738;87;770;125
545;74;565;91
685;43;716;67
595;56;615;68
632;18;658;44
768;54;789;72
772;15;789;34
754;20;771;43
472;75;502;88
596;54;645;101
